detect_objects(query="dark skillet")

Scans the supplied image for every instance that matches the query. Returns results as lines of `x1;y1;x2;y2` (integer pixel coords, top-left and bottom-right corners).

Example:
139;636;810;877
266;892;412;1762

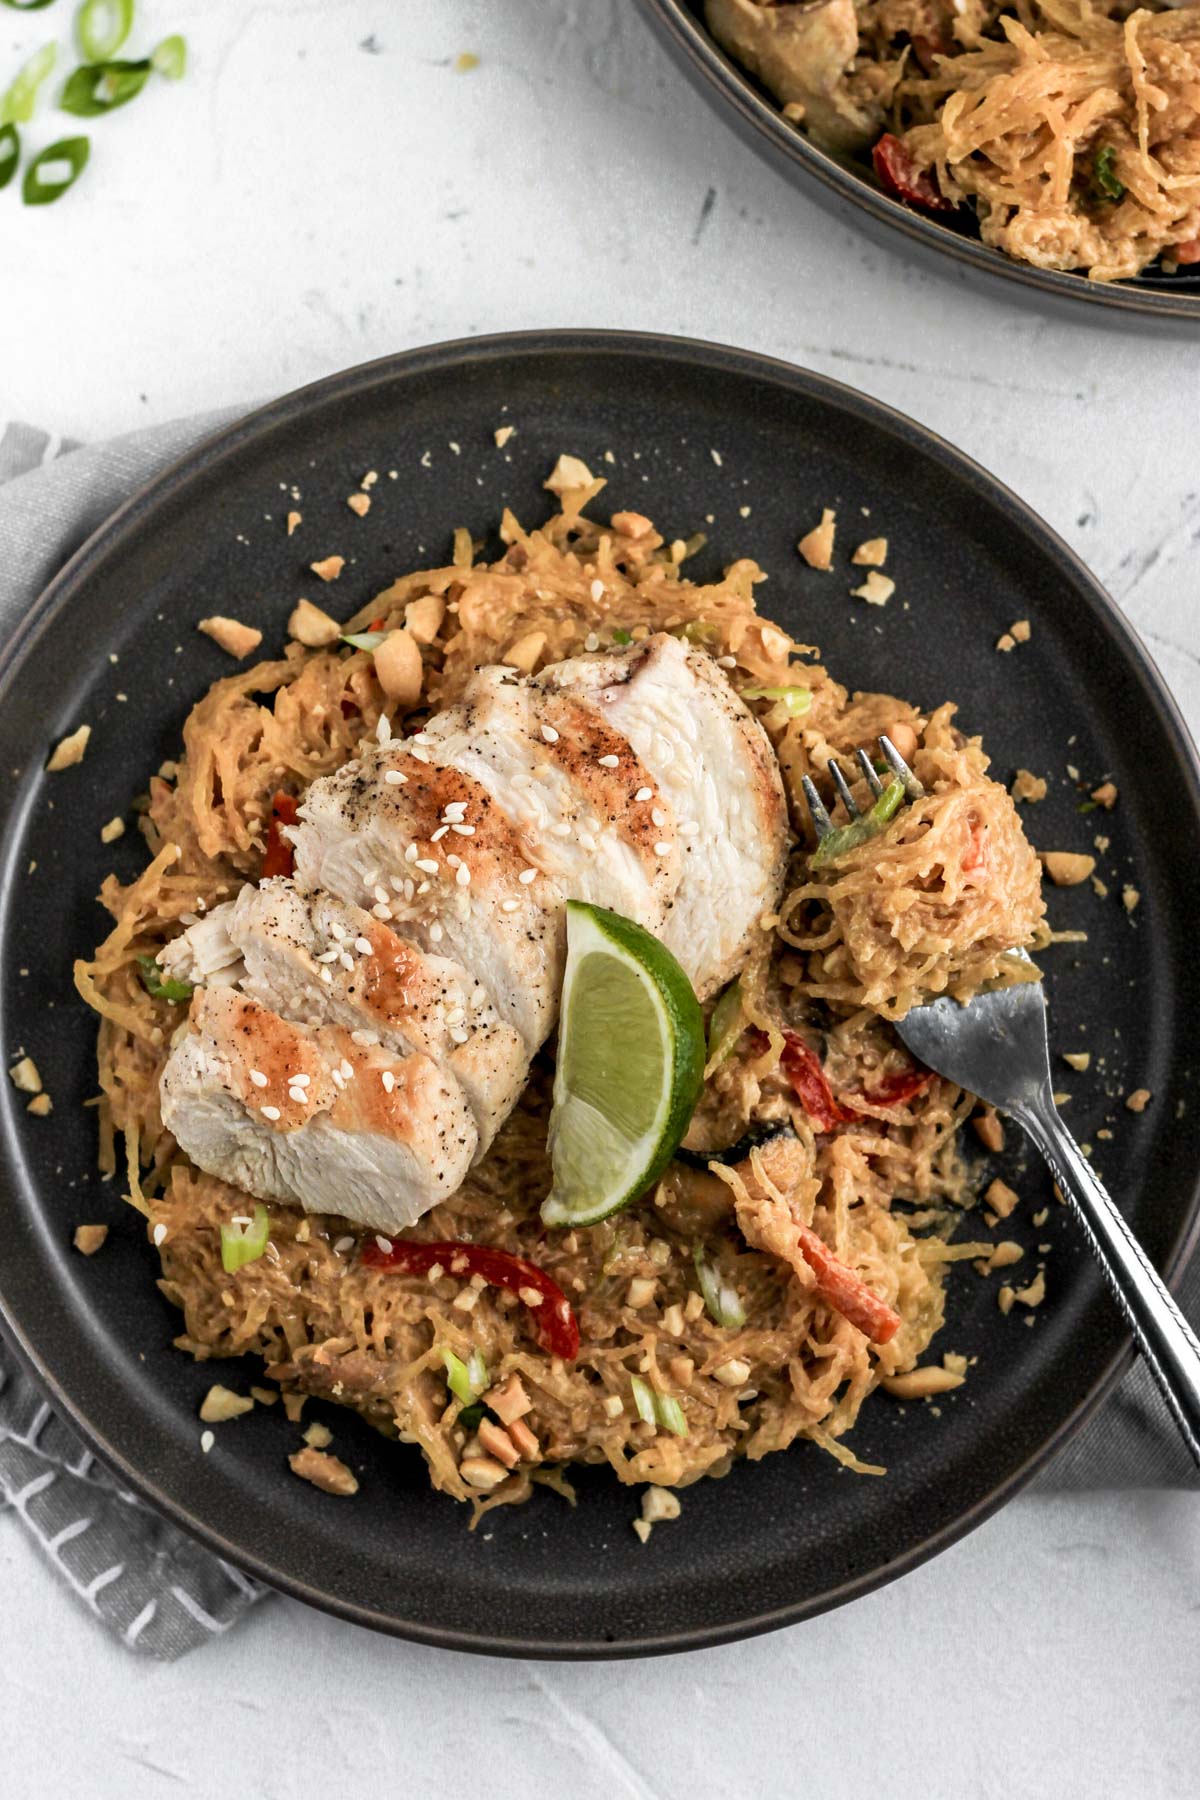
638;0;1200;326
1;331;1198;1656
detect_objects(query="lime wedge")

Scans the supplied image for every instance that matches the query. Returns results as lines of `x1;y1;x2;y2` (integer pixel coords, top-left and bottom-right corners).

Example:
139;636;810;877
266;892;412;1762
540;901;705;1229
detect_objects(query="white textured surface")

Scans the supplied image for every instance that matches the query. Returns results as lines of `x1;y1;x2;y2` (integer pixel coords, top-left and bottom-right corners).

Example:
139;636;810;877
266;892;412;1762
3;1;1198;1791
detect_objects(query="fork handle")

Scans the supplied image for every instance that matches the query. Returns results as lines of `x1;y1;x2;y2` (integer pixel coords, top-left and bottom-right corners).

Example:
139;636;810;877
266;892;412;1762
1016;1095;1200;1468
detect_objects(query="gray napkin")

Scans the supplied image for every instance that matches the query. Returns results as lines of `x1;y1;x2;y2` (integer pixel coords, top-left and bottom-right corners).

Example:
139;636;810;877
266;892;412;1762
0;411;1195;1661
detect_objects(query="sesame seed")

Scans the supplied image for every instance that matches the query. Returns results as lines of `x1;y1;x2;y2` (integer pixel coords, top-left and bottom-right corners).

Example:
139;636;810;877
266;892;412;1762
403;879;415;899
443;801;467;820
429;922;444;942
584;633;600;651
518;867;537;884
374;884;390;904
415;857;438;874
288;1087;308;1105
329;923;346;940
416;880;431;895
635;786;653;802
451;823;474;836
384;769;407;786
201;1430;214;1454
375;1235;393;1254
471;986;487;1005
338;953;354;971
335;1235;354;1254
404;843;418;864
501;898;520;912
431;825;449;841
390;875;405;893
292;1073;311;1087
250;1069;268;1088
445;1008;466;1028
261;1105;281;1120
350;1030;376;1046
654;841;671;856
320;967;333;983
339;1060;354;1081
541;724;559;743
551;822;572;839
449;1027;469;1044
376;715;392;745
354;936;372;955
381;1070;395;1093
590;579;605;601
651;807;667;827
412;732;432;745
598;753;619;768
331;1069;345;1089
152;1223;167;1247
409;746;431;764
315;948;339;964
717;654;737;668
372;903;393;920
679;820;700;836
456;864;471;887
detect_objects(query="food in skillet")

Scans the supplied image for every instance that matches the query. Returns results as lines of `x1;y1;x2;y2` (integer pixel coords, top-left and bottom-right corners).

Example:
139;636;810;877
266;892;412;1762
706;0;1200;282
76;468;1046;1514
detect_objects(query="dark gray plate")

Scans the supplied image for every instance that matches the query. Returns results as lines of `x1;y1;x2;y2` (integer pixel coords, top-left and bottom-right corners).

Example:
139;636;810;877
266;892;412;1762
639;0;1200;325
1;331;1197;1656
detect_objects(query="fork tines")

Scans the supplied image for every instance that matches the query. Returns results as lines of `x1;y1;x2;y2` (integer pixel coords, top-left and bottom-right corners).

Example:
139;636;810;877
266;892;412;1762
801;734;925;840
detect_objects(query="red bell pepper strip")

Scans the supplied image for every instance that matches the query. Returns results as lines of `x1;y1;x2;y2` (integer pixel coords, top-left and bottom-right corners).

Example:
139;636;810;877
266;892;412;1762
795;1222;902;1343
858;1068;933;1108
261;791;299;880
361;1237;580;1361
872;133;956;213
1172;238;1200;264
780;1031;858;1132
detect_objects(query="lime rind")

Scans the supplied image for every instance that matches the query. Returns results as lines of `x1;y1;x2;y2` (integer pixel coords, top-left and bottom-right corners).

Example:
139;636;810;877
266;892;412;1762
541;901;705;1229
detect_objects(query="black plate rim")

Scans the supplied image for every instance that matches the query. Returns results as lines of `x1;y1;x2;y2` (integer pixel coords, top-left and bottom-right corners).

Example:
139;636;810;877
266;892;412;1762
637;0;1200;323
2;327;1199;1657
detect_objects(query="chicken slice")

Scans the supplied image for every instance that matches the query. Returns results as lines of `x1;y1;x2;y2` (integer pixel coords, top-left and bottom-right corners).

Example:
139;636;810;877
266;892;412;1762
160;985;477;1233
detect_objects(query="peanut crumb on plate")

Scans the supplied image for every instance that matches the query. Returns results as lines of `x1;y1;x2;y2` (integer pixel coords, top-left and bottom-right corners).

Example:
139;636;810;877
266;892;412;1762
797;507;836;571
47;724;91;771
73;1224;108;1255
198;616;262;659
289;1446;359;1495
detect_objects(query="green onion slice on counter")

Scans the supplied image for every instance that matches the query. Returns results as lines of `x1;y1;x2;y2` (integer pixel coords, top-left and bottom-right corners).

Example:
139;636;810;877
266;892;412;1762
693;1246;747;1329
0;122;18;188
76;0;134;62
136;953;194;1002
23;134;90;202
1;42;57;124
810;776;905;869
150;33;186;79
60;56;150;115
220;1204;270;1274
0;1;59;11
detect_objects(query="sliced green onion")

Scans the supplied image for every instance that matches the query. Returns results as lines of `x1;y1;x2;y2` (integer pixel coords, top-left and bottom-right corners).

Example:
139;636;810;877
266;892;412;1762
1093;145;1125;203
342;630;388;652
0;123;18;189
630;1374;656;1426
810;776;905;870
1;42;57;125
77;0;134;62
24;134;90;206
705;978;744;1075
653;1392;689;1438
457;1401;484;1430
442;1345;488;1407
137;953;194;1002
0;1;59;10
693;1245;747;1329
60;56;150;115
151;33;186;79
611;627;633;646
220;1204;269;1273
740;684;812;718
670;619;718;645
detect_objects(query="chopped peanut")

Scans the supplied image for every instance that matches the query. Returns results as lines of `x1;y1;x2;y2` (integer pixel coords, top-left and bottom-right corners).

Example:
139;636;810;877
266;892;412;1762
984;1178;1019;1220
881;720;918;763
47;724;91;771
303;1421;333;1449
200;1385;254;1423
943;1352;969;1377
1011;769;1047;804
851;536;888;566
8;1056;42;1094
714;1358;751;1387
404;594;445;644
1041;851;1096;886
974;1108;1004;1153
493;424;516;448
797;507;836;571
852;570;894;606
310;555;345;583
73;1224;108;1256
544;454;594;496
288;598;341;648
1063;1051;1091;1072
282;1390;307;1423
882;1366;965;1399
1090;781;1118;809
661;1302;685;1337
478;1419;520;1467
484;1373;531;1425
669;1356;694;1386
507;1418;540;1461
286;510;302;535
250;1386;278;1406
602;1393;625;1420
996;633;1016;653
998;1285;1016;1315
26;1093;52;1116
626;1277;656;1309
641;1485;681;1524
1122;885;1140;914
289;1446;358;1495
458;1455;508;1491
373;628;423;707
985;1240;1025;1272
1010;619;1031;643
347;493;371;517
198;616;262;659
99;817;126;846
1125;1088;1152;1113
612;510;652;539
504;629;547;673
632;1518;652;1544
1013;1269;1046;1309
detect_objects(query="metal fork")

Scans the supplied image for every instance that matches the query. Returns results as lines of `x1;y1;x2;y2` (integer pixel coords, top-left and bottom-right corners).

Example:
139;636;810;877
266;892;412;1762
802;737;1200;1467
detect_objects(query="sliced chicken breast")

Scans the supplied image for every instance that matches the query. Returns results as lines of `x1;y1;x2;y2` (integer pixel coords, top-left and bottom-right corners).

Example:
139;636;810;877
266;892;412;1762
160;985;478;1233
162;634;790;1236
